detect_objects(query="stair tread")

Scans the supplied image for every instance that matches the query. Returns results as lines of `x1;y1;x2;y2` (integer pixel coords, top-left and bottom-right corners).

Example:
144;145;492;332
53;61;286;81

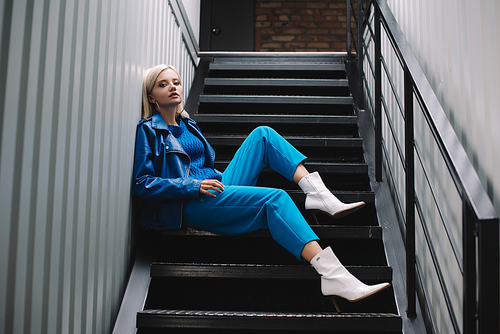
199;94;353;105
216;161;368;167
205;135;363;147
139;308;400;317
204;77;349;87
288;189;375;202
162;225;382;239
150;262;392;281
192;114;358;124
209;63;346;71
210;54;345;62
137;309;402;332
214;161;368;174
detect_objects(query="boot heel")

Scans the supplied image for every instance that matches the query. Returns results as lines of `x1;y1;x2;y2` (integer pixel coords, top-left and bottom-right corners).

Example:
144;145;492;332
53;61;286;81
329;296;341;313
310;210;320;225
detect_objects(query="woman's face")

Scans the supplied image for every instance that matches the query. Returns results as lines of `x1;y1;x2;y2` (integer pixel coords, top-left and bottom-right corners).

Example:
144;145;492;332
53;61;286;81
148;68;183;109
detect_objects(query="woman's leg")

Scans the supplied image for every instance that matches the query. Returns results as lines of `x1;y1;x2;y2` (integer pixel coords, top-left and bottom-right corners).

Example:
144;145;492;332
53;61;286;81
184;185;319;260
293;163;309;184
301;240;323;262
222;126;307;186
184;186;389;312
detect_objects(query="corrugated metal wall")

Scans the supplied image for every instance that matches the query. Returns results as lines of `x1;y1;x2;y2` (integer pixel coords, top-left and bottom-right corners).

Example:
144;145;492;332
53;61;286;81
364;1;500;333
386;0;500;212
0;1;197;333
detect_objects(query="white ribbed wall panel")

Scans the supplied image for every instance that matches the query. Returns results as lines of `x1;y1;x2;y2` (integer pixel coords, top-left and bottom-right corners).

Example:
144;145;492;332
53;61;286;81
386;0;500;215
0;1;197;333
364;2;500;333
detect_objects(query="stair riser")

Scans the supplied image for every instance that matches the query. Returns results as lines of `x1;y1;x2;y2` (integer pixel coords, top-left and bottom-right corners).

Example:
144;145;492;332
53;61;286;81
208;69;347;80
196;122;360;138
150;264;392;282
144;277;397;314
156;236;387;266
137;314;402;334
251;172;371;191
203;85;350;97
198;102;353;116
212;145;364;163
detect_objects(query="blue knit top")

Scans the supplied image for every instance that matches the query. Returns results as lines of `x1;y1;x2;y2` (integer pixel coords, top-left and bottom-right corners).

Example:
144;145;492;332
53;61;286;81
167;119;222;181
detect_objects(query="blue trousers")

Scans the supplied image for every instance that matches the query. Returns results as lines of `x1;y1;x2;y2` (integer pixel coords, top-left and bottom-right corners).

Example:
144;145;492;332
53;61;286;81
184;126;320;260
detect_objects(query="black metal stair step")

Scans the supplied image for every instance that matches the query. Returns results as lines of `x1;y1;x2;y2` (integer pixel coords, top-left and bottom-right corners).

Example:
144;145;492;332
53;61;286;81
150;263;393;282
285;191;378;226
192;114;360;138
287;189;375;205
162;225;382;240
209;54;344;63
197;95;353;115
207;66;346;79
157;233;386;266
203;78;350;97
204;78;349;87
212;161;371;191
137;309;402;332
215;161;368;175
199;95;353;105
209;62;345;72
207;135;364;162
205;135;363;148
192;113;358;124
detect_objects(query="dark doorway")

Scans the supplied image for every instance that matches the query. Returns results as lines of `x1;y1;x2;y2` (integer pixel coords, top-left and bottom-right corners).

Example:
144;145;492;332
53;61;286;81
200;0;254;51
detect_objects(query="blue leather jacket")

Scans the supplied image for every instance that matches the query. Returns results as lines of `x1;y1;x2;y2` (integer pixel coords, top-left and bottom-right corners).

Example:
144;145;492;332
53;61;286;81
132;111;220;230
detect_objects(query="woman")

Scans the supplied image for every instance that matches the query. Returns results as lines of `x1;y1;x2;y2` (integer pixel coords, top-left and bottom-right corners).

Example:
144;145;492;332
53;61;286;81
132;64;390;312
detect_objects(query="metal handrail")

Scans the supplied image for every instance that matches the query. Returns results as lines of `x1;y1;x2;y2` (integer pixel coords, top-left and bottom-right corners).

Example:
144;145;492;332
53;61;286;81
347;0;499;333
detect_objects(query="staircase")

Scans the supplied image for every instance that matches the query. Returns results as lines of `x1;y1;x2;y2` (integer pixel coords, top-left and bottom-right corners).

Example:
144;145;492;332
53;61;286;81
135;54;402;333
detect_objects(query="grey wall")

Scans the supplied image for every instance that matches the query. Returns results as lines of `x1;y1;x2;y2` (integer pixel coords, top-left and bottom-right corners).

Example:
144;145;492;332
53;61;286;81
386;0;500;213
0;0;197;333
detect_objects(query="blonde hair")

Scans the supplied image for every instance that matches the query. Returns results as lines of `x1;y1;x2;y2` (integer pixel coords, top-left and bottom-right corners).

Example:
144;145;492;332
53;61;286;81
141;64;189;119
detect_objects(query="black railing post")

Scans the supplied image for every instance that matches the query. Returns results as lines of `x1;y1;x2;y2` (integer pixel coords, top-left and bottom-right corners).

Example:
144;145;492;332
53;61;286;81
404;66;416;319
463;201;477;334
357;0;364;109
347;0;351;61
477;217;499;333
374;4;382;182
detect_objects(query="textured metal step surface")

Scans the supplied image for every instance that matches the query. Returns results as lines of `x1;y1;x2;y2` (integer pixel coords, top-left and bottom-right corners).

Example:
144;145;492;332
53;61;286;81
199;94;353;105
137;309;402;332
192;114;358;124
203;78;351;97
204;135;363;148
206;135;365;163
161;225;382;240
150;262;393;282
209;62;346;72
207;61;347;79
214;161;368;175
287;190;375;205
208;53;345;62
204;78;349;87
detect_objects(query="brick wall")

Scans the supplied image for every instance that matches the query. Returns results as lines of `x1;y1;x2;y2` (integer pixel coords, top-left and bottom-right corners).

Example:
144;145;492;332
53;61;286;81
254;0;360;52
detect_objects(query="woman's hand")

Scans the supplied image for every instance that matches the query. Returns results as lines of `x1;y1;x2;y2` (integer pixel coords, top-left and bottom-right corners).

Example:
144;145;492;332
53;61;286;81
199;179;225;197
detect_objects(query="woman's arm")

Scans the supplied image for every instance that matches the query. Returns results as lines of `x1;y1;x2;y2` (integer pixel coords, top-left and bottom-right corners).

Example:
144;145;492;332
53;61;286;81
132;122;202;202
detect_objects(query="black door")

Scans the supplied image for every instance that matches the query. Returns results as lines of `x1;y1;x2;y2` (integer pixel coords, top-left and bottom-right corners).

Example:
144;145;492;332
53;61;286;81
200;0;254;51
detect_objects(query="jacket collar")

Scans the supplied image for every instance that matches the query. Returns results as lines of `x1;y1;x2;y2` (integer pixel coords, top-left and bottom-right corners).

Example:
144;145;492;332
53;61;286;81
150;111;170;130
150;111;196;130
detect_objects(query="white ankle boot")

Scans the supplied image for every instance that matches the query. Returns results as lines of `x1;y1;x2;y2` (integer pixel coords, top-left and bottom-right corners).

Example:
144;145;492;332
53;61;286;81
298;172;365;223
310;247;390;312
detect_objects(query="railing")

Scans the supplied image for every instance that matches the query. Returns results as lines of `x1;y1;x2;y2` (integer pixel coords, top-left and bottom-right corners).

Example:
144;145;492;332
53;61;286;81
347;0;499;333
